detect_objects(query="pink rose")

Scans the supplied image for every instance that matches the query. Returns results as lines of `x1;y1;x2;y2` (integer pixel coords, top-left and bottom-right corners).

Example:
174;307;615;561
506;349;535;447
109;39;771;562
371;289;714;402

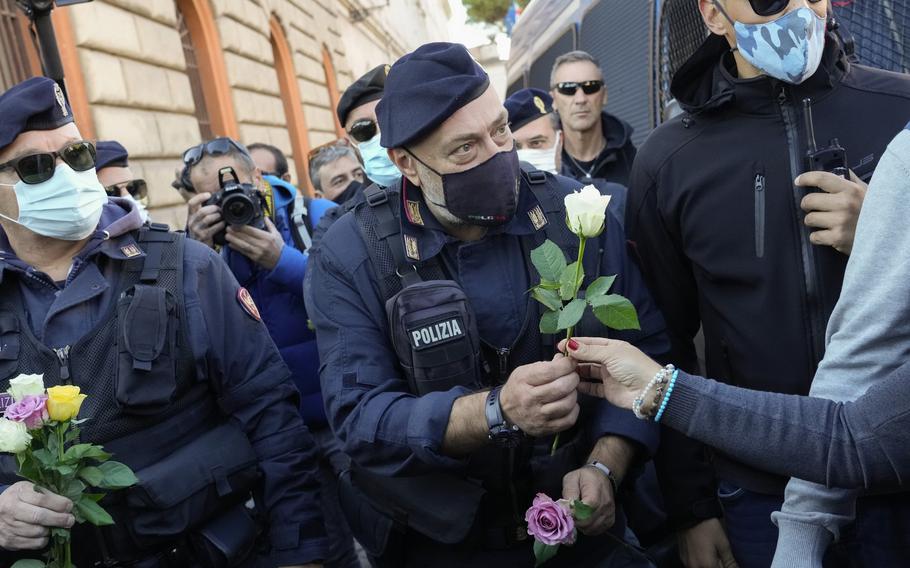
4;395;49;430
525;493;576;546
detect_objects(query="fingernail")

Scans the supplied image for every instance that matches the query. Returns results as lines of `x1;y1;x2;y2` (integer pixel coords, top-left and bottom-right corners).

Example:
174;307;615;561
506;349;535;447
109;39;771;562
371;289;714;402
567;339;579;351
794;175;803;184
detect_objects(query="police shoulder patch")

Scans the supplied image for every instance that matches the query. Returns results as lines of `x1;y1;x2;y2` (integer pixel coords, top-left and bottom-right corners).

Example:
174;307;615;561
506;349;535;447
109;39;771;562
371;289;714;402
528;205;547;230
120;244;142;258
237;287;261;321
407;315;466;351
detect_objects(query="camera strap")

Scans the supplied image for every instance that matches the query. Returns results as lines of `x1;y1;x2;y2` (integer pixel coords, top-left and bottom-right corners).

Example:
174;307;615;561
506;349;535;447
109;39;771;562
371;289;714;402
291;192;313;251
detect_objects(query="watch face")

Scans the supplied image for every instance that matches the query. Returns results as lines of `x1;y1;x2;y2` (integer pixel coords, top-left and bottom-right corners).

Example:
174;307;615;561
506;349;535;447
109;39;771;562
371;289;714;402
489;425;522;448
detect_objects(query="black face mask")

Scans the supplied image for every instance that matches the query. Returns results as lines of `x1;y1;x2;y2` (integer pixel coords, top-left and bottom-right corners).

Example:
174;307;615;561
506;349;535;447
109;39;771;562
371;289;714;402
408;146;520;227
334;179;363;204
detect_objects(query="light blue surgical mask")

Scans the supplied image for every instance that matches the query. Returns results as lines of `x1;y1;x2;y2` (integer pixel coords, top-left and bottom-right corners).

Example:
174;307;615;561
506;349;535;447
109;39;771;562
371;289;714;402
357;133;401;188
0;163;107;240
721;5;827;84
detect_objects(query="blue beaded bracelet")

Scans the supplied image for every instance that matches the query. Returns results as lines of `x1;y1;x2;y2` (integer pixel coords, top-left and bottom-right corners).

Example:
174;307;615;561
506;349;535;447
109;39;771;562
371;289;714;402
654;370;678;423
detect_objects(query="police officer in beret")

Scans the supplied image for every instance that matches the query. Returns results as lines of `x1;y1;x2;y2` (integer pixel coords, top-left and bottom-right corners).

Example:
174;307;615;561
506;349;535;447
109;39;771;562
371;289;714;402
505;88;628;224
306;42;669;567
95;140;151;223
0;77;327;568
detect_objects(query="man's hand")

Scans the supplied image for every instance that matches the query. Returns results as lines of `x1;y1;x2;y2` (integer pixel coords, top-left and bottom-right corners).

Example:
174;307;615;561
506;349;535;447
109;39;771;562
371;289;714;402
562;466;615;536
225;217;285;270
187;192;224;249
798;170;867;255
678;518;739;568
499;354;580;437
0;482;74;551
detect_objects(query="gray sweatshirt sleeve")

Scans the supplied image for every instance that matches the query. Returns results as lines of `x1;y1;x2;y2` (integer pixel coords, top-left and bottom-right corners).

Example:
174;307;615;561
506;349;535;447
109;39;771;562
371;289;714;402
660;369;910;492
773;127;910;567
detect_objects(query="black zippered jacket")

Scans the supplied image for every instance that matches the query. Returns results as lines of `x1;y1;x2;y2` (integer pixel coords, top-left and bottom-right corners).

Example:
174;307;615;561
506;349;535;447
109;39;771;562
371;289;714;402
626;32;910;526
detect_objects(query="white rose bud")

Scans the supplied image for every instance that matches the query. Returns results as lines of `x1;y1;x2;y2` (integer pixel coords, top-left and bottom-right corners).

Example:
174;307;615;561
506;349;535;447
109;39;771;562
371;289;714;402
0;418;31;453
8;374;46;402
564;185;612;239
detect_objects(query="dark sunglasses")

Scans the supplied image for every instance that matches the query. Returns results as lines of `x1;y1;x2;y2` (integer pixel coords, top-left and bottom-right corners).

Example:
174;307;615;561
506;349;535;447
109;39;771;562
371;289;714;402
182;137;251;168
554;80;604;96
0;140;96;185
347;119;378;144
307;138;353;163
105;178;148;205
725;0;823;18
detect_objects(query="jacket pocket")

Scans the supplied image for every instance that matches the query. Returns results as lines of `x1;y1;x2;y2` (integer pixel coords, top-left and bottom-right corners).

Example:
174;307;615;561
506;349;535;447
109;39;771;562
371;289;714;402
0;313;21;380
753;167;766;259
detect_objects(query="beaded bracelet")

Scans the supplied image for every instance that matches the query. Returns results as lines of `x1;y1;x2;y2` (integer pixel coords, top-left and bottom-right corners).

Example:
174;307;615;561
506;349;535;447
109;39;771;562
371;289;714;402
653;370;679;423
632;364;675;420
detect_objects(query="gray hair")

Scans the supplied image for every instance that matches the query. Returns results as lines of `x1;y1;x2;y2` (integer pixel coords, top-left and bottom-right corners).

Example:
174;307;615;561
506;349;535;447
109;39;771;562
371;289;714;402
550;51;603;88
309;144;362;192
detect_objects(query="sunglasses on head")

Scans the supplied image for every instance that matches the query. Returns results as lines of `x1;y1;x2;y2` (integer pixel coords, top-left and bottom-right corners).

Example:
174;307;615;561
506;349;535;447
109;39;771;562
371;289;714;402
105;179;149;205
307;138;353;162
0;140;96;185
722;0;823;18
347;119;378;144
182;137;251;168
554;80;604;96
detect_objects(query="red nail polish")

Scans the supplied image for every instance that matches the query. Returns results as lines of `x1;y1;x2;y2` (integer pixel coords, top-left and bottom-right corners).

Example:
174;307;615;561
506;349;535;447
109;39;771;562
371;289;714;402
567;339;579;351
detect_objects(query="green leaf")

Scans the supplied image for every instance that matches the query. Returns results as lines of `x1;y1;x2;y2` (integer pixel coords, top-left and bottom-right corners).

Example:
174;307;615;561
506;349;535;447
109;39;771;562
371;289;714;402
585;275;616;299
97;461;139;489
11;560;46;568
65;425;81;444
50;527;71;541
61;479;86;502
530;240;567;282
557;299;587;331
539;310;560;334
571;499;596;522
531;287;563;312
558;262;584;301
538;279;561;291
75;495;114;526
591;295;641;331
31;448;57;469
78;466;104;487
533;540;561;566
63;444;110;463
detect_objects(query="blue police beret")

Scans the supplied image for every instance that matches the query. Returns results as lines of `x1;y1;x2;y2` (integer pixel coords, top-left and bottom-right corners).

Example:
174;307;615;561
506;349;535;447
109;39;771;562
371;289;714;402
95;140;130;170
0;77;75;152
504;88;554;132
337;64;389;127
377;42;490;148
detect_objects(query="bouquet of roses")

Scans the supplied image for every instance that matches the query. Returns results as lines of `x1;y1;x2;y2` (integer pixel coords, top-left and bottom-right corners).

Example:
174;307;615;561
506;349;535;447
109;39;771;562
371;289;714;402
0;374;138;568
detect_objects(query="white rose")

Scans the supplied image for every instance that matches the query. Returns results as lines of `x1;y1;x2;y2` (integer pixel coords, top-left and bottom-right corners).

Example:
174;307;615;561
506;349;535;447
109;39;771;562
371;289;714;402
8;374;45;402
0;418;31;453
564;185;612;238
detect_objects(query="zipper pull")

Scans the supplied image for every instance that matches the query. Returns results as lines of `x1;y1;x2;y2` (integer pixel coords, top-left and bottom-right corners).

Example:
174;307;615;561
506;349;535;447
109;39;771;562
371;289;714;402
497;348;510;377
54;346;71;383
777;86;788;105
755;174;765;192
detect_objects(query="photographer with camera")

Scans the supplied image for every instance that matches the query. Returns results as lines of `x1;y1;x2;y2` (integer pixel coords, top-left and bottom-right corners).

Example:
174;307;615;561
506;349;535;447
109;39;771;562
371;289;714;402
184;138;361;568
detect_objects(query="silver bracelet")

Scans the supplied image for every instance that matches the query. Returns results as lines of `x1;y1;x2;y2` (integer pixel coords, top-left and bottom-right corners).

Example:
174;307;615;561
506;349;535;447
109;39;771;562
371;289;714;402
632;364;675;420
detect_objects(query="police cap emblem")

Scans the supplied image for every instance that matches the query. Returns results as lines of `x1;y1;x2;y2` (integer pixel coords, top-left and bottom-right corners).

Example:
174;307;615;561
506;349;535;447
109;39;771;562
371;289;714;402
533;96;546;114
53;83;69;118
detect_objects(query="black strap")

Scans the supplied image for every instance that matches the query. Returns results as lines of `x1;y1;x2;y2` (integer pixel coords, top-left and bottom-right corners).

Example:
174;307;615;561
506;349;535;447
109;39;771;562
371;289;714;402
519;161;548;185
364;185;423;289
138;223;173;283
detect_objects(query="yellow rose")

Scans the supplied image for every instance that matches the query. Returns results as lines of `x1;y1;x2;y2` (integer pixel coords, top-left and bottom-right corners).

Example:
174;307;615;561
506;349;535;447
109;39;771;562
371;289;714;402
46;386;87;422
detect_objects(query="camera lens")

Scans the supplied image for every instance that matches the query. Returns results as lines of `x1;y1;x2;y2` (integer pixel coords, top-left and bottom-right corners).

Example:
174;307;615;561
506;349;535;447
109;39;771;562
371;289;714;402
221;193;255;225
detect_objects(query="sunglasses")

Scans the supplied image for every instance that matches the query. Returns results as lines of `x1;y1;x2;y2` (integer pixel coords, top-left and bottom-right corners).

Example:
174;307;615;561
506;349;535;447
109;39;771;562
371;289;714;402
307;138;353;162
0;140;96;185
723;0;823;18
182;137;251;168
105;179;149;205
554;80;604;96
347;119;378;144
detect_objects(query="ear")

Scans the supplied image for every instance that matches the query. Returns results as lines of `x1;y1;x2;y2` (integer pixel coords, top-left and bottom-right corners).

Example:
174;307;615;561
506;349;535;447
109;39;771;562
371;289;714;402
281;173;292;183
252;167;264;188
389;148;421;187
699;0;730;37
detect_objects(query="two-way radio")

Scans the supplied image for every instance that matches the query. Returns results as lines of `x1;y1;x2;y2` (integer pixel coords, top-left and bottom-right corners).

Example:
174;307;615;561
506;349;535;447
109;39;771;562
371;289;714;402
803;98;849;180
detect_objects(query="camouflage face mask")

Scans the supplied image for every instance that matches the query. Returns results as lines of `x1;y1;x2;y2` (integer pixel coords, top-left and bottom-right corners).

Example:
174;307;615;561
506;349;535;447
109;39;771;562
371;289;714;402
719;4;827;84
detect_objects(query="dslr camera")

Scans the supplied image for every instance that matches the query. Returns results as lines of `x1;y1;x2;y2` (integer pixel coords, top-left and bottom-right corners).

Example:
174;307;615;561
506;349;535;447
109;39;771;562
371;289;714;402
205;167;268;246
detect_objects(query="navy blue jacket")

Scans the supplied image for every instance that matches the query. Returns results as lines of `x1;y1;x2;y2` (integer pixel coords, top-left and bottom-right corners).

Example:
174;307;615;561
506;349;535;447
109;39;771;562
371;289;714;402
560;110;637;188
305;174;669;478
223;177;336;428
0;199;328;565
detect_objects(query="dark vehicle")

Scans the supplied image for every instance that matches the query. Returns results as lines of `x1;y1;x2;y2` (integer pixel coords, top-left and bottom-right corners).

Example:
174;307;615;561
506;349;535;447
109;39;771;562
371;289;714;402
507;0;910;143
205;166;267;245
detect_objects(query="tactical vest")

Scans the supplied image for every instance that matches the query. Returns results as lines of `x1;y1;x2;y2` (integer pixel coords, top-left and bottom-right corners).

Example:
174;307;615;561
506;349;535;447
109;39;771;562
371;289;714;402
0;225;261;566
343;168;610;554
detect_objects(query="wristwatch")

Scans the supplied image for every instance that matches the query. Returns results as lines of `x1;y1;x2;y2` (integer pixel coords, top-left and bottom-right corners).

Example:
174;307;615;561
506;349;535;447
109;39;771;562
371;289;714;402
485;386;523;447
586;461;619;496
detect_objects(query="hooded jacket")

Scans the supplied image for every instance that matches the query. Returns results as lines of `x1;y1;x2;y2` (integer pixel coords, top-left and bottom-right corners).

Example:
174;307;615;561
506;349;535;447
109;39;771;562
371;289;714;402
560;110;637;187
626;31;910;523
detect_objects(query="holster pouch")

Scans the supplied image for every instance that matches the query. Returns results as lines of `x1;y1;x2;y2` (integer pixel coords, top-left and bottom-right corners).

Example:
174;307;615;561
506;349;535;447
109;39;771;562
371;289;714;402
386;280;484;395
117;284;179;414
124;421;260;549
189;503;259;568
